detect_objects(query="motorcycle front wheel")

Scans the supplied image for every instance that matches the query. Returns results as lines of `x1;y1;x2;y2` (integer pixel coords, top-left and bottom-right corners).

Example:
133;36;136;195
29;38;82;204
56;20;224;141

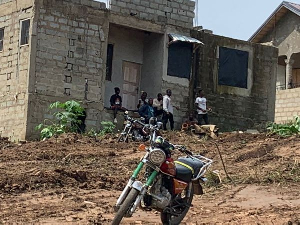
117;128;130;143
160;185;194;225
111;188;139;225
117;133;128;143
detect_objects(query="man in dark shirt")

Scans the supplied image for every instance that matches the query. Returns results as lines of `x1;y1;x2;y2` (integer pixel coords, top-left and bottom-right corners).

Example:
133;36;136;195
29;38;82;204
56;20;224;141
138;98;154;124
110;87;123;123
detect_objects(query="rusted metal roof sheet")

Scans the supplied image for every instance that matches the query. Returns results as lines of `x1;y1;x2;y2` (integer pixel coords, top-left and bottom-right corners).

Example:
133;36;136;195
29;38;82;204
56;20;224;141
168;33;204;45
249;1;300;42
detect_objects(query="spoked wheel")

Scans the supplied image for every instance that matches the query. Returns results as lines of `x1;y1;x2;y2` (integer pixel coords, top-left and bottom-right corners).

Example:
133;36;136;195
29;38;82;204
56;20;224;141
117;133;128;143
117;128;131;143
112;188;139;225
160;185;194;225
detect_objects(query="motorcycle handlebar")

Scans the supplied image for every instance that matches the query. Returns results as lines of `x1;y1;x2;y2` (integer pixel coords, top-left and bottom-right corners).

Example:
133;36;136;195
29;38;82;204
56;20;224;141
135;120;146;126
174;145;193;156
125;115;161;131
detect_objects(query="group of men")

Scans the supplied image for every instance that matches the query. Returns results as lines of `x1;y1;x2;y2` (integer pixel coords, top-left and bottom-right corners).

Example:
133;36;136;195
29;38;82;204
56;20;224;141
110;87;210;130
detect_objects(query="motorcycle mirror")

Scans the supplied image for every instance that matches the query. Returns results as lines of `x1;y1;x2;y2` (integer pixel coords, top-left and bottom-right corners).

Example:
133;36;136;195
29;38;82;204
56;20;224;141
138;144;146;151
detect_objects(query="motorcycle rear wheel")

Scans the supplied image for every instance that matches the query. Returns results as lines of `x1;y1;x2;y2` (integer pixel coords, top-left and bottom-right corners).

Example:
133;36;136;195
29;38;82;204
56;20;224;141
112;188;139;225
160;185;194;225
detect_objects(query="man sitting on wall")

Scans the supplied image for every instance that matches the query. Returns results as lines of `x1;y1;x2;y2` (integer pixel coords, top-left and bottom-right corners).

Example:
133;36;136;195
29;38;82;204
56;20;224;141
137;91;148;109
110;87;125;123
138;98;154;124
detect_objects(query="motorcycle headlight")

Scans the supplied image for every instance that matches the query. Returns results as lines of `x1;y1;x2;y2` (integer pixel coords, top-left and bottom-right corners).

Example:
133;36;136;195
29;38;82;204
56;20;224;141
149;148;166;165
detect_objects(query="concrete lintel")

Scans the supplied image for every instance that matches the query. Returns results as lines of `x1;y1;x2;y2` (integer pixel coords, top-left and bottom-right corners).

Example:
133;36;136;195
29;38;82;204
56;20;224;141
109;13;165;34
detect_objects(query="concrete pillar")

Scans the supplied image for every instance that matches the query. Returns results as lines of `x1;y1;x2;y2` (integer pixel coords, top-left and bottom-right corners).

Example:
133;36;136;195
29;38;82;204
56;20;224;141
285;58;294;89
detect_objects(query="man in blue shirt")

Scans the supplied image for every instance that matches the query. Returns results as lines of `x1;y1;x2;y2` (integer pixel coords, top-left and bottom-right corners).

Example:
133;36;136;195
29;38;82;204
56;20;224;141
138;98;154;124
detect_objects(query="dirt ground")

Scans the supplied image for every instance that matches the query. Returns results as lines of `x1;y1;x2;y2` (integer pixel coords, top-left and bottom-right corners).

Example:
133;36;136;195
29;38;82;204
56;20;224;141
0;132;300;225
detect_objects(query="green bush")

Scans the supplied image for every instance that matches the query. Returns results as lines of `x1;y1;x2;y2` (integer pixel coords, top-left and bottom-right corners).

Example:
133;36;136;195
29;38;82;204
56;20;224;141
99;121;116;136
85;122;116;137
36;100;85;140
267;116;300;137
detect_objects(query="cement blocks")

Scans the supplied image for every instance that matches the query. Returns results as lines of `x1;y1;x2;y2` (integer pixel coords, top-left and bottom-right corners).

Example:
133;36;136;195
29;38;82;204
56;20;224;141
110;0;195;29
275;88;300;123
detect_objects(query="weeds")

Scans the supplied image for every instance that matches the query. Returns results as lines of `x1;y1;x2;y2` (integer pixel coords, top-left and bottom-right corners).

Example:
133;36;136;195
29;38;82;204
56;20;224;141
36;100;85;140
36;100;117;140
99;121;116;136
204;170;221;188
85;122;116;138
267;116;300;137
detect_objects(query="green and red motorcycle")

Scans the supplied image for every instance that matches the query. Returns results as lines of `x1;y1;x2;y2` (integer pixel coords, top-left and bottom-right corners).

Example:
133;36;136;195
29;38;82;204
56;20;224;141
112;132;213;225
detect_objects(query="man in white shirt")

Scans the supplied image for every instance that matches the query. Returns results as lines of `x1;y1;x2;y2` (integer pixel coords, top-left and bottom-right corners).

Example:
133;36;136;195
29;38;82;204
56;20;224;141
195;89;209;125
153;93;163;117
163;89;178;130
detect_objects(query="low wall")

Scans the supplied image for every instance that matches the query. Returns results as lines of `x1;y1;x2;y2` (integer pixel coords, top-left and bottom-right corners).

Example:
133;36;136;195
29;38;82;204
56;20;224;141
275;88;300;123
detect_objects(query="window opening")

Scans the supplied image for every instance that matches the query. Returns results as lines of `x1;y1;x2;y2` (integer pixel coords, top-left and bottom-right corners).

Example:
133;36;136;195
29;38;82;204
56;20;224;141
218;47;249;89
0;28;4;51
106;44;114;81
20;19;30;45
167;42;193;79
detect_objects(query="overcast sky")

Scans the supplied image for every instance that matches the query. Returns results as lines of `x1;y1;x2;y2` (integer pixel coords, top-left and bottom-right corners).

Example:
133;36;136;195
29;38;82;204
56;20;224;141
96;0;300;41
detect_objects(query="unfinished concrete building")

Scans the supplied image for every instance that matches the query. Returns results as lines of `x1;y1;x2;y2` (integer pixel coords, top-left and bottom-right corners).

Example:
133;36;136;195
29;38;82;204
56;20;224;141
250;1;300;123
250;1;300;90
0;0;278;141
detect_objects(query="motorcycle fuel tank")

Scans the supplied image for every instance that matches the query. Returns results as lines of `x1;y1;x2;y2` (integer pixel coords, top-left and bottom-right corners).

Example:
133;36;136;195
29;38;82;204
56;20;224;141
160;158;176;176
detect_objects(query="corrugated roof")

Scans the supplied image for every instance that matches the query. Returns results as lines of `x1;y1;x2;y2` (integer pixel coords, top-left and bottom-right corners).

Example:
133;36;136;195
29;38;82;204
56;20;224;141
169;33;204;45
249;1;300;42
287;1;300;13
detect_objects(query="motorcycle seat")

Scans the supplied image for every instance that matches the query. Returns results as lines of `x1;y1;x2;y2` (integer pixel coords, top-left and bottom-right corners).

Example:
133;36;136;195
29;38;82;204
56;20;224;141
174;163;193;183
176;157;204;178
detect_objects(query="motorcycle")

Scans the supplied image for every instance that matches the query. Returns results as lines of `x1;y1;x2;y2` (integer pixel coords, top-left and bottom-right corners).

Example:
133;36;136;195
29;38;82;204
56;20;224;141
117;111;157;143
112;133;213;225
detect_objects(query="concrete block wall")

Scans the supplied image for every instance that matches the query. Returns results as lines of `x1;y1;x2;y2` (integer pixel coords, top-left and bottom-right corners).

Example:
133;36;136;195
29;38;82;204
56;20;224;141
26;0;109;139
110;0;195;29
0;0;34;141
0;0;13;4
275;88;300;123
191;30;278;131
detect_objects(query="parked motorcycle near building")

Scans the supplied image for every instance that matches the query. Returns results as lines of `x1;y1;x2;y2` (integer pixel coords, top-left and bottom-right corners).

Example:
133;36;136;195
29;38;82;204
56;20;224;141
117;111;159;143
112;133;213;225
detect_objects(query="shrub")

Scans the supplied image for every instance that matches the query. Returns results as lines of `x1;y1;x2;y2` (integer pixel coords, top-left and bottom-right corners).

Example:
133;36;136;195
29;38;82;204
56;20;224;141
99;121;116;136
85;121;116;137
36;100;85;140
267;116;300;137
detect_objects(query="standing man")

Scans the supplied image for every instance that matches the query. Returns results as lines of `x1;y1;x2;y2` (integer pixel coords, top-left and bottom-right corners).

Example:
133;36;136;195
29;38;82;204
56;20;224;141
110;87;123;123
195;89;210;125
153;93;163;117
163;89;178;130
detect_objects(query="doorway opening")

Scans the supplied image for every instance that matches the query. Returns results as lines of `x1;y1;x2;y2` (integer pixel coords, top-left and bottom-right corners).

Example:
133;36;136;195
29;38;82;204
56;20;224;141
104;24;164;111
